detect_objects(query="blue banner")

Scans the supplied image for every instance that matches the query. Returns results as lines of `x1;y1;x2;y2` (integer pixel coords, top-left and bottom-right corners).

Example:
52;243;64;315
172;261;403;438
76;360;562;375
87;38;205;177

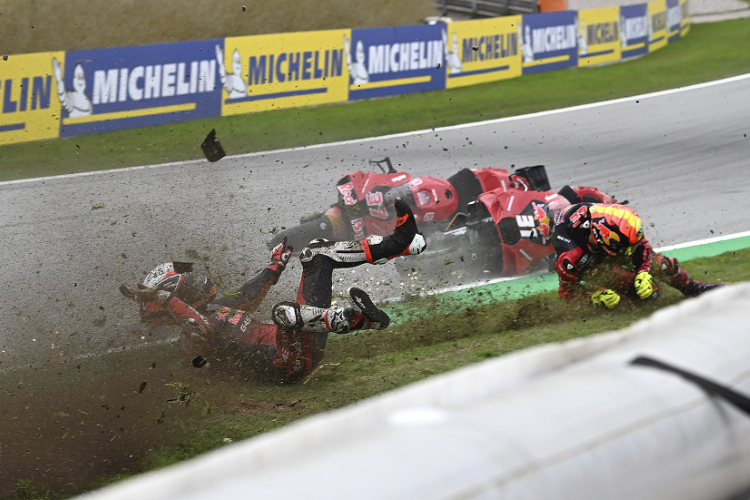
666;0;682;42
521;11;579;75
347;24;446;100
620;4;649;59
59;40;223;137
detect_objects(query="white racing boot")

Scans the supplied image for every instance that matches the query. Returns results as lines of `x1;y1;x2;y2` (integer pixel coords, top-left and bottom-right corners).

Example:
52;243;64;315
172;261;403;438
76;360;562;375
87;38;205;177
272;287;389;334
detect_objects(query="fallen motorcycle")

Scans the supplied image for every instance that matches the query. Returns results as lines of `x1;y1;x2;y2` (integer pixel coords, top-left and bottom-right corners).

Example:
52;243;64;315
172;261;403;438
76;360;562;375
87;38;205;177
268;157;550;252
267;159;616;285
393;176;617;284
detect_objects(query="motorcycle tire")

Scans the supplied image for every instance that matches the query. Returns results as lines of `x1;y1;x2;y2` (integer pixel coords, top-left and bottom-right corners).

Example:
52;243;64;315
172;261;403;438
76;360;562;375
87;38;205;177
267;215;336;251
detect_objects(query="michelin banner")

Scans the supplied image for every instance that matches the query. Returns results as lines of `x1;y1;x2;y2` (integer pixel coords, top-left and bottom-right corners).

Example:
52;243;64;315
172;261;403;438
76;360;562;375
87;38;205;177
0;51;63;145
221;30;349;115
520;11;579;75
577;7;621;67
620;4;649;59
666;0;686;42
0;2;691;146
59;40;223;137
347;24;446;100
648;0;668;52
443;17;522;89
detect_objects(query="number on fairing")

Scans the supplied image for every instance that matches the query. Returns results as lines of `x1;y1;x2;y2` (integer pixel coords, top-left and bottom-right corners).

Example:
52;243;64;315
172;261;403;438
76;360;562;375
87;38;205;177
366;192;383;206
337;182;356;205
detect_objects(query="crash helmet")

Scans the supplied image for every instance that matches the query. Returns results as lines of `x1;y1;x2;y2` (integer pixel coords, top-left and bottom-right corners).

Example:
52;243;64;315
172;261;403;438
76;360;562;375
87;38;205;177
139;262;216;324
589;204;643;256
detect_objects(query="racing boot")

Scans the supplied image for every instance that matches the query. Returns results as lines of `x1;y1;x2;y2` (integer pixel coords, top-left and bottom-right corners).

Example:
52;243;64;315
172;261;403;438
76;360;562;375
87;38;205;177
271;287;389;334
299;198;426;265
656;255;724;297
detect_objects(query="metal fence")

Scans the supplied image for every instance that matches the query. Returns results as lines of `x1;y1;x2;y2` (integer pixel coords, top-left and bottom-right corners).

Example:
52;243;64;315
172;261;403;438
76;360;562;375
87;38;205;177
437;0;539;17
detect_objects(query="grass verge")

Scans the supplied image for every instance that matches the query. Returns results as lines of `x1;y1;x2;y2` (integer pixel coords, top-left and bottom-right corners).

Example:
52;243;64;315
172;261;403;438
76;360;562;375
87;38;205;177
101;248;750;475
5;247;749;498
1;19;749;182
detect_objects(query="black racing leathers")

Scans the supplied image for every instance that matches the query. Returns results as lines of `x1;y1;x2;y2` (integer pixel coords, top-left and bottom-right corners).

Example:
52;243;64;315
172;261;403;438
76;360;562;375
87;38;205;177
553;203;653;301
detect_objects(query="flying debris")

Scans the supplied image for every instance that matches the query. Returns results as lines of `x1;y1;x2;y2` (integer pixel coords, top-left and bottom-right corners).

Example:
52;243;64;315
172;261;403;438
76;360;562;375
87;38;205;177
201;128;226;162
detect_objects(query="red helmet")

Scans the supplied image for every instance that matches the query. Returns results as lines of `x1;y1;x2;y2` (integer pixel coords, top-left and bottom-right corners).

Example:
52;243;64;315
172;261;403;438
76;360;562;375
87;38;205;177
589;204;644;256
139;262;216;324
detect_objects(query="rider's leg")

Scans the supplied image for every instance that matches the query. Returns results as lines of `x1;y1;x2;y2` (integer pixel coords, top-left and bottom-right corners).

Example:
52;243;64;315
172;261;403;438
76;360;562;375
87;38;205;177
297;198;426;267
269;199;422;375
272;287;390;335
652;253;724;297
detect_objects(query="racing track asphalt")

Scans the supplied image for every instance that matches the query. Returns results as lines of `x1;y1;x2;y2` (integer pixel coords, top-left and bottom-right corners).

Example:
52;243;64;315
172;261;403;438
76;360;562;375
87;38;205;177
0;73;749;370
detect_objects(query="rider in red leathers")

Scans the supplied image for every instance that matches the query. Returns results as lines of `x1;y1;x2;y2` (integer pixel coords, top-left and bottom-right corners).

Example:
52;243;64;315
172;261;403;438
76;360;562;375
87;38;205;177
120;199;426;381
552;203;723;308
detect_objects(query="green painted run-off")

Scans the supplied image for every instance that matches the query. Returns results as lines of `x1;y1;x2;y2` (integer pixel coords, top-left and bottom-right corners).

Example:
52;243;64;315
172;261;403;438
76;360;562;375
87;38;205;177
385;233;750;326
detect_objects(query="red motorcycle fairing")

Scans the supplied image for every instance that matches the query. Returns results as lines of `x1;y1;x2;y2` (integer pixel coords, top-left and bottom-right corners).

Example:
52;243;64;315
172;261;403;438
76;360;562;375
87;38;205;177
408;176;459;224
473;168;532;193
336;170;413;240
477;188;564;276
336;170;460;240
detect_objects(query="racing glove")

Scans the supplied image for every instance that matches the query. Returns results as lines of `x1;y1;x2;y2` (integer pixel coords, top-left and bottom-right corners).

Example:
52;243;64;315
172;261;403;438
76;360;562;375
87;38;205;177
591;289;621;309
634;272;654;299
268;236;293;276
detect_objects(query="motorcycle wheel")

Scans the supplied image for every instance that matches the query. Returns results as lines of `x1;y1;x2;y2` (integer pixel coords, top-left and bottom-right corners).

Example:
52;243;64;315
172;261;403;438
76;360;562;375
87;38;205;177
267;215;336;251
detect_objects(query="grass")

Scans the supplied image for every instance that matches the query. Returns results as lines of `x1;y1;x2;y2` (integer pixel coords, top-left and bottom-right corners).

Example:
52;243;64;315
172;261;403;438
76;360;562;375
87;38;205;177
6;248;749;499
118;247;750;474
1;19;750;182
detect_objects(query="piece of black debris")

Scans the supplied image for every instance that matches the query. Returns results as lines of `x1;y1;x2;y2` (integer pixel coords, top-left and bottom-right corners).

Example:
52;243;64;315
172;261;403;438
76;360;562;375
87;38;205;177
201;129;226;162
242;5;247;11
138;381;147;393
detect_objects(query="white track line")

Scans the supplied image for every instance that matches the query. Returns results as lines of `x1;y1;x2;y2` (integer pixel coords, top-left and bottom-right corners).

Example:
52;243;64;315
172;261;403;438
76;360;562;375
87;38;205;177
2;72;749;187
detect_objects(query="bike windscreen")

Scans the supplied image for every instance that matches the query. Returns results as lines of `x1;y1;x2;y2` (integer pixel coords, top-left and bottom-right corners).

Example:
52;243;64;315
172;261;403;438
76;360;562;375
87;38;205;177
382;182;417;208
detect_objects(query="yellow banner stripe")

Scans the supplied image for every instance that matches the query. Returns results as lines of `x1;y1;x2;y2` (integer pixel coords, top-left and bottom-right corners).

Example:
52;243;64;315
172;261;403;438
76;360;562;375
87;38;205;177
350;76;431;91
62;103;197;125
624;42;646;50
522;55;570;68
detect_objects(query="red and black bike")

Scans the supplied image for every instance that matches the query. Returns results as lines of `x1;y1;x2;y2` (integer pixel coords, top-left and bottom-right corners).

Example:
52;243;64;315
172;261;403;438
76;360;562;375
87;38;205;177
268;159;616;283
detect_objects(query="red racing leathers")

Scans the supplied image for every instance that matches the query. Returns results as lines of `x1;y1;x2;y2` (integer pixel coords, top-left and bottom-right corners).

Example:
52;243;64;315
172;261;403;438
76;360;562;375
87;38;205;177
161;259;300;380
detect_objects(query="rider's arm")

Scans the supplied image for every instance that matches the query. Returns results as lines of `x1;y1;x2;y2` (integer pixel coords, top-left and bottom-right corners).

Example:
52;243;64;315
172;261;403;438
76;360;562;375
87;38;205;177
554;247;590;301
221;240;292;312
163;295;216;357
631;237;654;274
228;268;281;312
